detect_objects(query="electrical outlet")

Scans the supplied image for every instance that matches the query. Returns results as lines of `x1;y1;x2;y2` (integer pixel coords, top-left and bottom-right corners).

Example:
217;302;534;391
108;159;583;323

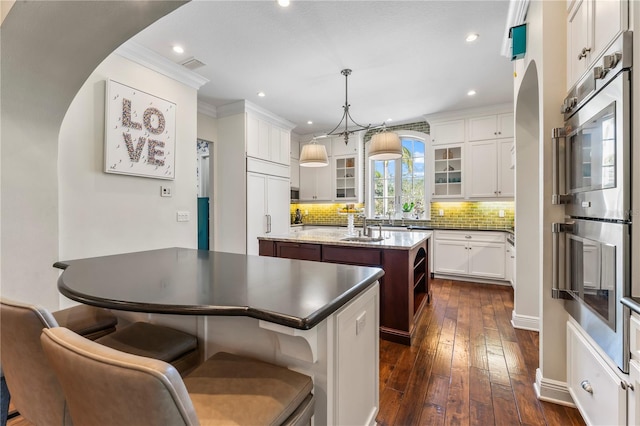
176;211;190;222
499;209;505;218
161;186;172;197
439;209;444;216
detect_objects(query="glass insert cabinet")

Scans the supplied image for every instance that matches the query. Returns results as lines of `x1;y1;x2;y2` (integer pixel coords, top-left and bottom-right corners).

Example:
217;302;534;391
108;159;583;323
335;155;357;199
433;145;463;198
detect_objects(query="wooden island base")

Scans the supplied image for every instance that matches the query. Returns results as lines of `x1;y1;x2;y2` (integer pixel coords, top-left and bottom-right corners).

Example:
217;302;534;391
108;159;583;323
260;234;431;345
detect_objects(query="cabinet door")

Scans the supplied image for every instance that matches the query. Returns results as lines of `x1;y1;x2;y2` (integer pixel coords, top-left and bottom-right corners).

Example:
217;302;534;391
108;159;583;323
505;246;514;286
246;172;267;256
269;127;290;166
267;175;290;237
498;139;515;197
432;144;463;199
334;155;358;200
468;115;497;141
299;166;316;201
593;0;625;63
467;141;498;198
434;240;468;275
567;0;590;88
468;242;505;279
629;359;640;426
290;158;300;188
315;163;333;201
431;119;465;145
246;115;269;160
497;112;514;139
332;135;358;156
567;321;627;426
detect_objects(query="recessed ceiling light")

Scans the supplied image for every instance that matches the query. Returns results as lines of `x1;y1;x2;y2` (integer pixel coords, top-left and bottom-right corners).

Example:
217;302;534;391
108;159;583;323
277;0;290;7
257;92;266;97
172;45;184;54
307;121;313;125
465;33;479;42
467;90;477;96
387;118;393;122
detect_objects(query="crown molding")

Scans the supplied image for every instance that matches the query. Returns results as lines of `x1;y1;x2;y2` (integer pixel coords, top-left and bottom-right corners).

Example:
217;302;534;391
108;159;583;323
424;102;514;123
197;101;217;118
115;41;209;90
217;100;296;130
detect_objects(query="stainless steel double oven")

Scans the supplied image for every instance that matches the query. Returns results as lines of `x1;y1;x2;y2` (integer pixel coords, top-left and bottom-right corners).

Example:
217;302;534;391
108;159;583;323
552;32;632;373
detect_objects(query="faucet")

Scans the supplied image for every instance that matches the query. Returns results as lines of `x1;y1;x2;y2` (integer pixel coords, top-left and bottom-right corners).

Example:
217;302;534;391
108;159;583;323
362;216;371;237
387;212;394;226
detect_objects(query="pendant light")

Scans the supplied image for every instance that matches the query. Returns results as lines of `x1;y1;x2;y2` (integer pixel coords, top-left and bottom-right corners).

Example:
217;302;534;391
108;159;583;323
368;127;402;160
299;139;329;167
326;69;371;145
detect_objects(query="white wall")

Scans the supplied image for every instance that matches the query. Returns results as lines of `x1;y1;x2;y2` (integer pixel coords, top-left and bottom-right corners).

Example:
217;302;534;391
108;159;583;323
58;53;198;261
0;1;184;311
513;0;570;402
197;112;217;143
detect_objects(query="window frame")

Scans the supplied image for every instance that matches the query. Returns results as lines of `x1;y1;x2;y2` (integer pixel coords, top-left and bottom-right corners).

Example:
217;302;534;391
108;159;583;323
366;130;431;220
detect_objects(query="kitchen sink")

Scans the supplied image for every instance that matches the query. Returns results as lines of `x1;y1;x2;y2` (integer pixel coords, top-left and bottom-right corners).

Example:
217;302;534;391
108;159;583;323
341;236;385;242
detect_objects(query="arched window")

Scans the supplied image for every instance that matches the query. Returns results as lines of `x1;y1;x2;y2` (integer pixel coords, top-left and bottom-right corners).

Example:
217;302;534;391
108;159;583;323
369;131;430;220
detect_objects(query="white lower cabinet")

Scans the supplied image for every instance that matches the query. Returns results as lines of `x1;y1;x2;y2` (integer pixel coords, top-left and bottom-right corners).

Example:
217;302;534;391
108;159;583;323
433;231;505;280
505;243;515;287
566;321;626;426
629;359;640;426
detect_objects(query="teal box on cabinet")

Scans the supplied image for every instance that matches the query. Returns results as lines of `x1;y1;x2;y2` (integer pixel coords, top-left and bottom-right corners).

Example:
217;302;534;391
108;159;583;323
509;24;526;60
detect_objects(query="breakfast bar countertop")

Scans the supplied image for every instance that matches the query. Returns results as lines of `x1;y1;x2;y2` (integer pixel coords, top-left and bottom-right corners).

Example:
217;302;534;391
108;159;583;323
259;228;431;250
53;247;383;330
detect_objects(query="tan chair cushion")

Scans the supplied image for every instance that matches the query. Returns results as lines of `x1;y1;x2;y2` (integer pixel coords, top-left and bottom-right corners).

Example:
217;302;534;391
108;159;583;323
52;304;117;340
96;322;198;363
184;352;313;425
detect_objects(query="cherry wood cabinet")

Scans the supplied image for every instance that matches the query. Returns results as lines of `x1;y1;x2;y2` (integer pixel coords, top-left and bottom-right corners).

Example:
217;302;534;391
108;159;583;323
259;239;431;345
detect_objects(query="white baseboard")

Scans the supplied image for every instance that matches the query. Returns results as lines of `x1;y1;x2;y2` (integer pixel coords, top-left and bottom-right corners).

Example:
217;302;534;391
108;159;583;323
511;310;540;331
534;368;575;407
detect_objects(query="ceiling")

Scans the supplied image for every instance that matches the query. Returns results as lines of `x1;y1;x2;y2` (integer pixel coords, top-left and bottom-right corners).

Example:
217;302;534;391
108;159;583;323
131;0;515;136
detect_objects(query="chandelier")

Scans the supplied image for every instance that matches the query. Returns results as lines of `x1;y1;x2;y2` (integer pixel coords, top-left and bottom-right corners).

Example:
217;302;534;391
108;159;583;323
326;69;372;145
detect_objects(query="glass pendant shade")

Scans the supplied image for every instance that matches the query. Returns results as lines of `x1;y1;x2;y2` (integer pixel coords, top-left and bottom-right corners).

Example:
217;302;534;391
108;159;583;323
369;131;402;160
299;143;329;167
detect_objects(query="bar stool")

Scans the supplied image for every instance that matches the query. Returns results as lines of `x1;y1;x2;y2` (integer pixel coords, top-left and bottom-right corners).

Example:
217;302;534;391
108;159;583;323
42;327;315;426
0;298;199;426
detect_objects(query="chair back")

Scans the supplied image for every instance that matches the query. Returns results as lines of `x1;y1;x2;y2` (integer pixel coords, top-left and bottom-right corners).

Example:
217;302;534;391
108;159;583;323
0;298;68;425
41;327;200;426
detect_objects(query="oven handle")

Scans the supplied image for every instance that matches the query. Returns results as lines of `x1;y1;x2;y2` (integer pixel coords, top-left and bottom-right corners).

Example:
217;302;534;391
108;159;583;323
551;128;571;205
552;222;573;299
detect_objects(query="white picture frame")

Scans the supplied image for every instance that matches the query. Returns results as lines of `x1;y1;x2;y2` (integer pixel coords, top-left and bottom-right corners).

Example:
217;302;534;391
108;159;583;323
104;79;176;180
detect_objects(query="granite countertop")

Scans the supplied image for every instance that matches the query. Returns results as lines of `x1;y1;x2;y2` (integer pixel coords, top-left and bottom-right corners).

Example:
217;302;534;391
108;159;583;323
54;248;384;330
259;228;431;250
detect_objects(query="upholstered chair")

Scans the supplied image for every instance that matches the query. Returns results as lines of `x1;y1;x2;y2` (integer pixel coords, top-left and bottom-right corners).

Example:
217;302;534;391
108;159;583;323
0;299;200;426
42;327;315;426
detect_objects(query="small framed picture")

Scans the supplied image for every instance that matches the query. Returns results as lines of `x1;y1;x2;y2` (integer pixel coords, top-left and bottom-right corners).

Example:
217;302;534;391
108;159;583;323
104;79;176;180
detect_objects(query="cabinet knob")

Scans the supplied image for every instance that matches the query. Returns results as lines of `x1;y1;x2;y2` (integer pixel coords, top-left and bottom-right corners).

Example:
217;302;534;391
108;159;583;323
465;235;471;239
494;132;497;135
580;380;593;394
498;131;502;135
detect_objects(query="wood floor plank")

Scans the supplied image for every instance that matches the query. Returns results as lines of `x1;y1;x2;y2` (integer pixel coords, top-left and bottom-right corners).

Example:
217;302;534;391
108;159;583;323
510;373;546;426
486;344;511;386
469;366;492;405
417;403;445;426
446;366;470;425
470;400;495;426
379;360;395;392
376;388;403;426
385;345;418;393
491;383;521;425
431;341;454;377
393;347;436;426
503;340;528;377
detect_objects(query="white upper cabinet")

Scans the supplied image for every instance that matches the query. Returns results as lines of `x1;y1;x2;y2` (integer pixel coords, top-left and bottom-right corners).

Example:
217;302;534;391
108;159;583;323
467;139;514;199
468;112;514;141
566;0;628;90
246;114;290;166
299;139;332;201
430;119;465;145
331;135;359;156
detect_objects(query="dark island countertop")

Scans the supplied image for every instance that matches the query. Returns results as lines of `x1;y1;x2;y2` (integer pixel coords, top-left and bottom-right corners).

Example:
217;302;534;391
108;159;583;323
54;248;384;330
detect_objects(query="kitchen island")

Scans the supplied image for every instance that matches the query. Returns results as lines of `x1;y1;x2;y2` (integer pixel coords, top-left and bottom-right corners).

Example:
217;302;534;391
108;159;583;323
54;248;384;425
259;229;432;345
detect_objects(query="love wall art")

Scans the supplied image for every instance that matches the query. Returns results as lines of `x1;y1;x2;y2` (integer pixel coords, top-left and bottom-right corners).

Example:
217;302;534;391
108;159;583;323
104;79;176;179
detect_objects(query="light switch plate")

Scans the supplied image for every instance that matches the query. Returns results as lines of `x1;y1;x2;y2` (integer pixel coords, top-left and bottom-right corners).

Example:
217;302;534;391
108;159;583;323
499;210;505;218
177;211;190;222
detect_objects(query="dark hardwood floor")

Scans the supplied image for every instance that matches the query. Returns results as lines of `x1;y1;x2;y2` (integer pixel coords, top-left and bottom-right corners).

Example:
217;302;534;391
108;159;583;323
377;278;585;426
8;278;584;426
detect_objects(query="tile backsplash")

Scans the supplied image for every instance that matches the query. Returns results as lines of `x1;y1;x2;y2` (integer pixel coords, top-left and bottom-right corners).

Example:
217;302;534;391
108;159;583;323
291;201;515;229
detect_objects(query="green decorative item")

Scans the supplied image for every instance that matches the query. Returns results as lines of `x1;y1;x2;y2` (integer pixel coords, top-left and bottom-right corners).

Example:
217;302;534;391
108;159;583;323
402;202;414;213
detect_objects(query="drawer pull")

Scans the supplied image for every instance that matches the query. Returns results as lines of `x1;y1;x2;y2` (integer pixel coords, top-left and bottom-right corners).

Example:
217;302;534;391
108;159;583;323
465;235;472;239
580;380;593;394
